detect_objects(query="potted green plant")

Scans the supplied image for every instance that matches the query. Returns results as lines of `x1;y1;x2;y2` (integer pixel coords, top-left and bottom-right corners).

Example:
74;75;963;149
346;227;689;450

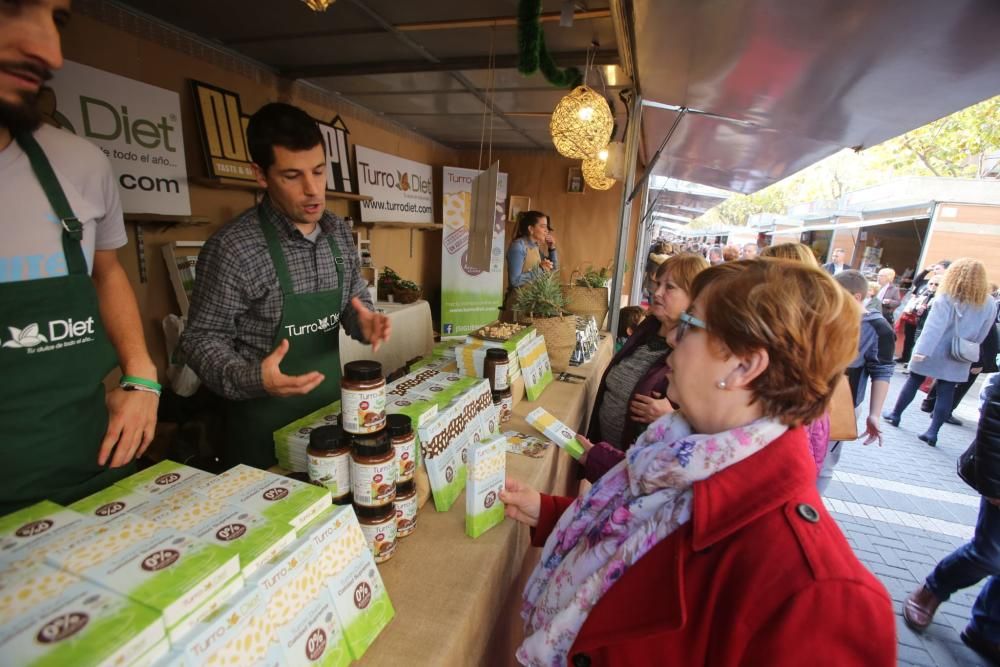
565;262;612;327
378;267;399;301
393;278;422;304
514;271;577;372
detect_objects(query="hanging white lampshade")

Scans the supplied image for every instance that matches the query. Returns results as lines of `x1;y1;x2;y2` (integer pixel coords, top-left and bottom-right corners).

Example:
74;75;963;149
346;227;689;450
582;148;616;191
549;86;614;160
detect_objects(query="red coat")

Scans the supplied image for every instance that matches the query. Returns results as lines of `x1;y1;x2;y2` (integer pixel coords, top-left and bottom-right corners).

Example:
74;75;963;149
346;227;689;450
530;428;896;667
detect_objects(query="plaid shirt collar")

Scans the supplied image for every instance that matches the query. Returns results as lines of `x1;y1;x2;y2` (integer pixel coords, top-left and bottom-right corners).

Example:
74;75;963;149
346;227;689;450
259;194;338;242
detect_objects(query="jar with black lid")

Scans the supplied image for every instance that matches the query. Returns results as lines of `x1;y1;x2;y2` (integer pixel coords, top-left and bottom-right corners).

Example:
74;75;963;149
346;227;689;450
387;414;417;483
341;360;386;434
350;429;396;508
394;479;418;538
355;502;397;563
307;424;352;504
484;348;510;392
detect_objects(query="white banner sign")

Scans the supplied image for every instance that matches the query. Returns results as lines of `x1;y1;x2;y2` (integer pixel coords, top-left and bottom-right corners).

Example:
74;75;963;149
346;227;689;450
48;61;191;216
440;166;508;335
355;145;434;223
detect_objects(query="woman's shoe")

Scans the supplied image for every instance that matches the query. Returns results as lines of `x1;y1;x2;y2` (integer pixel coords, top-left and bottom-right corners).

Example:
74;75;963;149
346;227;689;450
882;412;900;427
917;432;937;447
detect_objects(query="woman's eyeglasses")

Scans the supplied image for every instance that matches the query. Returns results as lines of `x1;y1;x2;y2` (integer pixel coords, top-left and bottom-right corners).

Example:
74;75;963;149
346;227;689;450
675;311;707;343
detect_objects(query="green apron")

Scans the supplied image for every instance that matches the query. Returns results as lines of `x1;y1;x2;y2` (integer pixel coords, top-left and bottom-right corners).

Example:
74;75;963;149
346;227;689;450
0;133;132;515
224;209;345;469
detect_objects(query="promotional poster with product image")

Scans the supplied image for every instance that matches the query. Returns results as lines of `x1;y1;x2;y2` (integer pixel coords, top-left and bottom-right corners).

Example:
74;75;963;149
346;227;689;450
441;166;508;336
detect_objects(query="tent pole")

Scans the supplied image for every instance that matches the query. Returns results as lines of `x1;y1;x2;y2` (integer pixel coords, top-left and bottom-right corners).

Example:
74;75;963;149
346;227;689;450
608;92;643;338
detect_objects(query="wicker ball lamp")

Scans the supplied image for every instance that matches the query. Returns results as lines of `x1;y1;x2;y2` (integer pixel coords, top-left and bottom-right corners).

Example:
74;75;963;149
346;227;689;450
582;148;615;191
549;86;614;160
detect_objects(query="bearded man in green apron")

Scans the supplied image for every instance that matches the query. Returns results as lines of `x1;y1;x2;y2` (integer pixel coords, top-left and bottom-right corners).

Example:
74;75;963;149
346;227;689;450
0;0;161;514
181;103;390;469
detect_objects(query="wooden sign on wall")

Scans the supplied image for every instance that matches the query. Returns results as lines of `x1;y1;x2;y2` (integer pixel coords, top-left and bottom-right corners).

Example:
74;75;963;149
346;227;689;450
190;80;357;193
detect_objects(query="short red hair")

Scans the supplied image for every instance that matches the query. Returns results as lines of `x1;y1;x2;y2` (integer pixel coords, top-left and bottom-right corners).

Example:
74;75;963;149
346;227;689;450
689;259;860;426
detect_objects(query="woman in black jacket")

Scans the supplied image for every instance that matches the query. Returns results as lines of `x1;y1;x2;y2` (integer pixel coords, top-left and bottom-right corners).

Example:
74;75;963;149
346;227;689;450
903;372;1000;662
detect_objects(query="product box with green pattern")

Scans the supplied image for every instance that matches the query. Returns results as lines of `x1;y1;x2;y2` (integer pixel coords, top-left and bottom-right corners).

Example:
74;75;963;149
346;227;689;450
196;465;331;530
69;484;157;522
272;401;341;473
416;401;466;511
466;435;507;538
139;493;296;577
275;588;351;667
43;514;241;630
165;572;245;645
116;460;216;499
299;506;394;660
0;500;94;570
0;562;165;667
158;581;273;667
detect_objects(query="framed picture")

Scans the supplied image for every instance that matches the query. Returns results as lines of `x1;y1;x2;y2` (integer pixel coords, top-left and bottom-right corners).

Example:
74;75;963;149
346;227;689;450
508;195;531;222
567;167;585;194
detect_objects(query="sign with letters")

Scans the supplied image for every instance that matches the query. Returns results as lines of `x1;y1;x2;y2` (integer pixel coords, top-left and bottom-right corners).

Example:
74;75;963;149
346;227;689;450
47;60;191;215
355;146;435;224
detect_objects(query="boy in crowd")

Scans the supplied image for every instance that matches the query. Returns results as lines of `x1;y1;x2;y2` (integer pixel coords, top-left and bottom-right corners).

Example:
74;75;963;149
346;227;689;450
616;306;645;352
818;270;896;492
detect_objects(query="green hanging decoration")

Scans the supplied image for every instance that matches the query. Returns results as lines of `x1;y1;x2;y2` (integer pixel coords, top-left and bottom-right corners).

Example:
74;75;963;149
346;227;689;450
517;0;583;89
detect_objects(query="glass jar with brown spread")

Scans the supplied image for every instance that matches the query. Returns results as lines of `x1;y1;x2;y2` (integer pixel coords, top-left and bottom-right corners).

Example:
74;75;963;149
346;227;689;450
341;360;386;434
387;414;416;484
354;503;397;564
493;387;513;423
394;480;418;538
350;429;396;508
484;348;510;392
307;424;352;504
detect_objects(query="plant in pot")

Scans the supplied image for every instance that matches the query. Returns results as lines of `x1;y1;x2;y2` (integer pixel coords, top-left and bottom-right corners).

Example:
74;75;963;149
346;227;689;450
514;271;577;372
564;262;612;328
378;267;399;301
393;278;422;304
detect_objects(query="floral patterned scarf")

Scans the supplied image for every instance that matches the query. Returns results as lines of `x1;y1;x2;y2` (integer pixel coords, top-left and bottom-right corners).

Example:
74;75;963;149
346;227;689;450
517;412;788;666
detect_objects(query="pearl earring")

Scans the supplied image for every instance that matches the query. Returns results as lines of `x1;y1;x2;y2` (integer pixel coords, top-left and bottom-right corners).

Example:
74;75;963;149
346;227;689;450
716;380;727;389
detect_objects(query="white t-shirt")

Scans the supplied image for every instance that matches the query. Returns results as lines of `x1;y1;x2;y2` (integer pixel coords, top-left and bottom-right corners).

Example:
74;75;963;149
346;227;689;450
0;124;126;283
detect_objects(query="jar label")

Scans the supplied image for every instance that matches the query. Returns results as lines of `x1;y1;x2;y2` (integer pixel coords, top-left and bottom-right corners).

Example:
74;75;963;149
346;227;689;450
359;518;397;563
307;451;350;497
341;386;386;434
395;496;418;537
393;436;417;482
351;459;397;506
498;394;513;423
493;362;510;391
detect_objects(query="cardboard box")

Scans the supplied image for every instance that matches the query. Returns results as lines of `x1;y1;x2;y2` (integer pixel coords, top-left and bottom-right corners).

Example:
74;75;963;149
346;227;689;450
165;573;245;645
0;562;165;667
516;335;554;401
116;460;215;499
274;589;351;667
0;501;93;570
525;408;586;459
140;494;296;577
272;402;341;473
197;465;331;530
70;484;157;522
466;436;507;538
416;402;466;511
159;581;272;667
297;506;394;660
44;515;241;630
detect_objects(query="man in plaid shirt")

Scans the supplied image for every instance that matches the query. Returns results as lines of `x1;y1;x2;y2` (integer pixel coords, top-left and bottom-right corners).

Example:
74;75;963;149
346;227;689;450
181;103;390;468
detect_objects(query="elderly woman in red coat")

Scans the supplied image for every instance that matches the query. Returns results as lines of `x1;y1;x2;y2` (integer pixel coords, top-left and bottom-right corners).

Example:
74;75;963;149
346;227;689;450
501;259;896;666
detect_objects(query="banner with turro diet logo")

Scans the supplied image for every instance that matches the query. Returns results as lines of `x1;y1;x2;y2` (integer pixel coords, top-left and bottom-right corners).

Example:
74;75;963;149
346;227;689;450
440;166;507;335
356;146;434;224
47;61;191;215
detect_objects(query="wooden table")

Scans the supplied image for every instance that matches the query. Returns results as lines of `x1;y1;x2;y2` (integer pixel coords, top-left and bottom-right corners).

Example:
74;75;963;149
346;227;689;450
356;336;613;667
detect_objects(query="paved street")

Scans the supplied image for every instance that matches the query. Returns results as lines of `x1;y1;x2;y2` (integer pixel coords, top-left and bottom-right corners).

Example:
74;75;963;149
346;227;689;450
825;370;995;666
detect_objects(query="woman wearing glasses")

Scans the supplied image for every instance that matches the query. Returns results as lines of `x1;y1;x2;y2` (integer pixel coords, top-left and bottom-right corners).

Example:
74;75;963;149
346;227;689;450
501;260;895;666
580;253;709;482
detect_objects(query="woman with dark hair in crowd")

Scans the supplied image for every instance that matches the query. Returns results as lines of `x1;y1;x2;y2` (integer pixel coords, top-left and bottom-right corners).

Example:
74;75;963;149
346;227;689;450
581;253;709;482
501;259;895;666
504;210;557;312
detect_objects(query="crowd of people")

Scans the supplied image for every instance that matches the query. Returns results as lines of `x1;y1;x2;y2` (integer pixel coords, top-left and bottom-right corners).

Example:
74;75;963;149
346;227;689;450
501;239;1000;665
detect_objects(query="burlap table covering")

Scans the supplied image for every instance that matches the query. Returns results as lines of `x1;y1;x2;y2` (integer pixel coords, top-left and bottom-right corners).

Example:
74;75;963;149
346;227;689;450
356;335;613;666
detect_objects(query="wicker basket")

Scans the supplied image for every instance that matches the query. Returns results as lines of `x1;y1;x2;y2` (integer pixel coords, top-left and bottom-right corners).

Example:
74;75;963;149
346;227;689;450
563;283;609;329
519;313;577;372
393;286;422;304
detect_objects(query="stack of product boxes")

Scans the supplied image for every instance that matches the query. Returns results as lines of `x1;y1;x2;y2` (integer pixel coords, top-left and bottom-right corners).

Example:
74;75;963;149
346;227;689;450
0;459;394;666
